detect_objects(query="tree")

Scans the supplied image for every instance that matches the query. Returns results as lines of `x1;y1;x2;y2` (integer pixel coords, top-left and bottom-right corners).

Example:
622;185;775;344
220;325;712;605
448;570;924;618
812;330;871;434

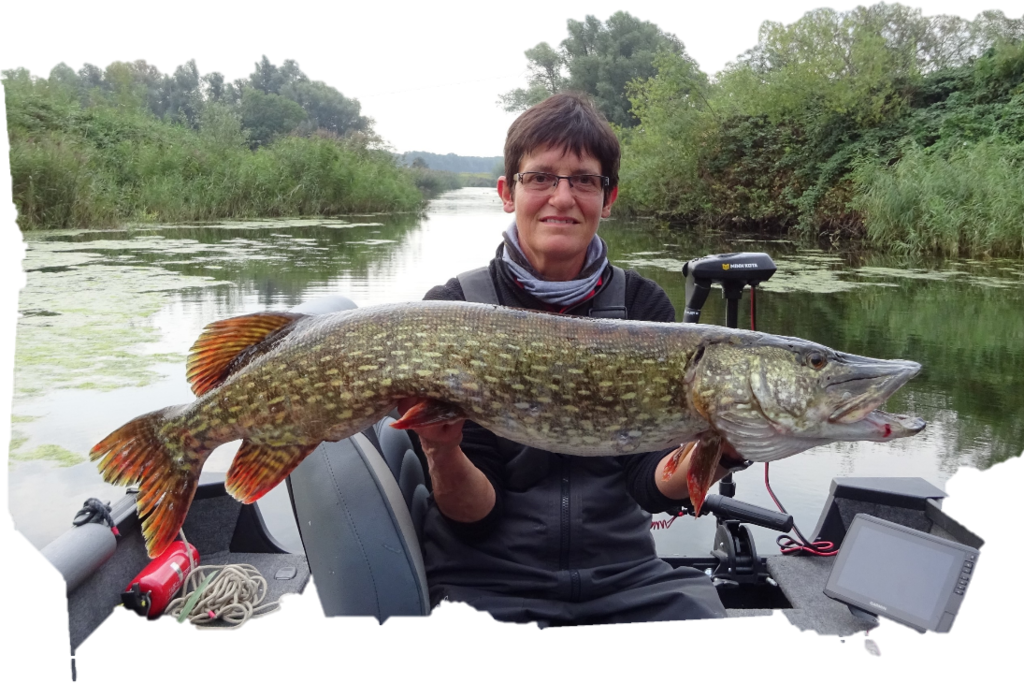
497;42;567;111
103;61;148;110
48;63;79;91
199;101;248;149
203;72;227;103
239;87;307;147
282;79;371;137
163;59;203;127
499;12;689;127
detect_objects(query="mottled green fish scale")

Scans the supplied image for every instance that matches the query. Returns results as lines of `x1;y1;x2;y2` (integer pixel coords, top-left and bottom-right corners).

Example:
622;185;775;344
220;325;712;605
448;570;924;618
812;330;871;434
94;300;928;560
159;302;718;458
152;300;923;469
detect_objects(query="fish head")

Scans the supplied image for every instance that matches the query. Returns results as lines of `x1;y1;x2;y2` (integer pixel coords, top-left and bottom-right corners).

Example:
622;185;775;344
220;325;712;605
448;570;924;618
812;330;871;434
689;335;925;462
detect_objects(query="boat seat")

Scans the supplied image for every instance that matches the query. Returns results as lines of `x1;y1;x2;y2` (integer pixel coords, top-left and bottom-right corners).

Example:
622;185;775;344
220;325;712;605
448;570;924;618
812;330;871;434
373;417;431;539
285;295;431;621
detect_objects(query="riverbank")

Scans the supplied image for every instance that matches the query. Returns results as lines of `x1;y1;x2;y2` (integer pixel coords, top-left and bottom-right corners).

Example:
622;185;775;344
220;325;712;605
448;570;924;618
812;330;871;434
3;65;458;231
615;10;1024;258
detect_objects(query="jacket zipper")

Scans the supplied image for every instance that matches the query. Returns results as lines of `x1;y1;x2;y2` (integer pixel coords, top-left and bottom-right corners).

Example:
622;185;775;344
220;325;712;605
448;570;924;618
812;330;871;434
560;456;581;601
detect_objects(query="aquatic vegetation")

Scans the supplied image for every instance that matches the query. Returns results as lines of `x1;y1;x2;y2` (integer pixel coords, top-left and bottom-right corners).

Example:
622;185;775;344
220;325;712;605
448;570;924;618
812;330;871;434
7;416;84;468
9;444;86;467
9;432;28;453
14;245;224;400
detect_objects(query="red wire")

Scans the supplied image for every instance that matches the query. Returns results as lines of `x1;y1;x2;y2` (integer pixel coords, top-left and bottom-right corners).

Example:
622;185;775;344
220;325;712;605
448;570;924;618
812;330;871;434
750;289;837;555
764;463;839;557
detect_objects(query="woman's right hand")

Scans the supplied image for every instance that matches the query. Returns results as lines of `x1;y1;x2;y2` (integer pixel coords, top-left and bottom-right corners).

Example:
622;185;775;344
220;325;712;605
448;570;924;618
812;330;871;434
394;398;491;522
395;398;466;452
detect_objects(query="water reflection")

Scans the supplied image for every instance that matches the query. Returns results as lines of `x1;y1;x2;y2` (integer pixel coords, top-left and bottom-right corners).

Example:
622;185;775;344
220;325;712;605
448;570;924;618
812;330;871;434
9;187;1022;559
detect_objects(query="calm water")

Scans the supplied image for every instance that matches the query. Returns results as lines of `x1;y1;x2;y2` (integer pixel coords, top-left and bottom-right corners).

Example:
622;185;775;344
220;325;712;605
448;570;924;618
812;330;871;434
9;187;1024;557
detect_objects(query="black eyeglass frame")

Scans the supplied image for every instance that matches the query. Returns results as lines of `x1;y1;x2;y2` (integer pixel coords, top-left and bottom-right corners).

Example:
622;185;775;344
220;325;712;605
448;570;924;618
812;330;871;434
514;171;611;192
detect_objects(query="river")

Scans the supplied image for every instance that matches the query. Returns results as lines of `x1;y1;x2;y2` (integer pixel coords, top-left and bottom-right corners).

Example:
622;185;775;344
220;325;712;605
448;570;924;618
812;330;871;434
9;187;1024;558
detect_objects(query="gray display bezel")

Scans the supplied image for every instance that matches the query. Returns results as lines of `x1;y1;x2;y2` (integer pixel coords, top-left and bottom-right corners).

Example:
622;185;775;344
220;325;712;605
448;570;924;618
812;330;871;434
823;513;979;632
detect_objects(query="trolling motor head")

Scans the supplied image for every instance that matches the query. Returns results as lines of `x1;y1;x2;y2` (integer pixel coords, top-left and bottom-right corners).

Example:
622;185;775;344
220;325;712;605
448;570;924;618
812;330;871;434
682;252;777;325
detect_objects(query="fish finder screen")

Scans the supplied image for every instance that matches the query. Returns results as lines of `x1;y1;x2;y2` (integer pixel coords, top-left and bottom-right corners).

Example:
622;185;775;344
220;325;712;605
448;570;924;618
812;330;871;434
833;523;958;620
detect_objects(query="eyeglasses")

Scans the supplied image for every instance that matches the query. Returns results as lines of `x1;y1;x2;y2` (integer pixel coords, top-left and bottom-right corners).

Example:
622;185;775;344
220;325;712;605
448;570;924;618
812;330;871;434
515;172;610;196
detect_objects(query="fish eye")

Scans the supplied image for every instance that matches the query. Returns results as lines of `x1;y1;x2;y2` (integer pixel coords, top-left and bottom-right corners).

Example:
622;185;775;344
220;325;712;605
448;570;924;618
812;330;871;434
805;350;827;370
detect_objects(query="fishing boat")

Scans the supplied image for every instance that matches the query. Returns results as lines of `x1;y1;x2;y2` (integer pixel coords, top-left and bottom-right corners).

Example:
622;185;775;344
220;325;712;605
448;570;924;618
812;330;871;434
39;257;986;655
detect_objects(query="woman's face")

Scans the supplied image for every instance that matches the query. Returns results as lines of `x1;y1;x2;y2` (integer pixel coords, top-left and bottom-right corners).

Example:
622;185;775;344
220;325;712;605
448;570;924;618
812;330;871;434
497;145;618;281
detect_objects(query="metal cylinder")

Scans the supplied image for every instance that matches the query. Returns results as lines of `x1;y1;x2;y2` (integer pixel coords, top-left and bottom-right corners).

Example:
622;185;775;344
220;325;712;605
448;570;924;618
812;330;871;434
42;523;118;594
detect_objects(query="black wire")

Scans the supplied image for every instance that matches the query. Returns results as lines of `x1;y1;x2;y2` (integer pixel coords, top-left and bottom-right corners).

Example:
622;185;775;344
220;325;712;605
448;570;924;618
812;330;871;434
73;498;119;536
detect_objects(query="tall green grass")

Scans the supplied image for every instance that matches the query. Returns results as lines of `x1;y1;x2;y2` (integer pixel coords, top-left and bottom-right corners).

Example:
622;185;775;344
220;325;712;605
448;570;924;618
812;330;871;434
6;81;433;230
852;140;1024;256
8;133;120;229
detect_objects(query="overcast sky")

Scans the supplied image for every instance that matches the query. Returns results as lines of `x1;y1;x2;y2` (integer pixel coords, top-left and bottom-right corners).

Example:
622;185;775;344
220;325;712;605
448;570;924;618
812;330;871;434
354;72;528;158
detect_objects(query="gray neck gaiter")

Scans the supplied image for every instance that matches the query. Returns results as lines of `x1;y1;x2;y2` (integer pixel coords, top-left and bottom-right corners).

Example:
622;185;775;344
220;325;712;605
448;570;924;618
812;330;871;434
500;222;609;308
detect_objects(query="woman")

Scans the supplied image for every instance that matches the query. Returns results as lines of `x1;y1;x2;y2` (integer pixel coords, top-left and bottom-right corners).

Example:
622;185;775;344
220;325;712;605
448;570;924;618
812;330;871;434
399;93;738;625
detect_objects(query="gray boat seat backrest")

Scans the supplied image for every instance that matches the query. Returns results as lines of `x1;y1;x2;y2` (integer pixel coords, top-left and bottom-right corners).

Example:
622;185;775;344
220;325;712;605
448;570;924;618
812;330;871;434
287;431;430;620
374;416;430;538
285;294;429;620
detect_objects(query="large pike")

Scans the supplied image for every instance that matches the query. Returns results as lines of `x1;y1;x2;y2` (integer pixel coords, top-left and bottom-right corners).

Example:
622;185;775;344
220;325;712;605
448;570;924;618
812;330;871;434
91;301;925;557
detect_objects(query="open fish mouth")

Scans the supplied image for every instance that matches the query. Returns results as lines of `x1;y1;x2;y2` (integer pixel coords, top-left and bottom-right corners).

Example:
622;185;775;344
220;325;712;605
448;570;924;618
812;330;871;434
827;355;922;424
840;409;927;441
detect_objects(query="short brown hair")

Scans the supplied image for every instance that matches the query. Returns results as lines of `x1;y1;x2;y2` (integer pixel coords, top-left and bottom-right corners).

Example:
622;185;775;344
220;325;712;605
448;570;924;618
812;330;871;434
504;92;620;198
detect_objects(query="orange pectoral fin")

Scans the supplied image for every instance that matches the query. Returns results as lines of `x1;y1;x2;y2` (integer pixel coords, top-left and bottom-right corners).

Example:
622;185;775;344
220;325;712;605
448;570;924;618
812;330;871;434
686;432;722;516
391;399;466;430
662;441;697;480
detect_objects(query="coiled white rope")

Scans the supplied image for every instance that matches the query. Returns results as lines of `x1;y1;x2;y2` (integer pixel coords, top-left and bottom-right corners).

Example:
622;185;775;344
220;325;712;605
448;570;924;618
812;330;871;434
163;565;292;626
166;563;280;628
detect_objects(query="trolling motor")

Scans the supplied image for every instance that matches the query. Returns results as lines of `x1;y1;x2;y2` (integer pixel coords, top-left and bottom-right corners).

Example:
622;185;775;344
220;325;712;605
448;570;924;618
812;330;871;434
681;251;785;587
683;252;777;327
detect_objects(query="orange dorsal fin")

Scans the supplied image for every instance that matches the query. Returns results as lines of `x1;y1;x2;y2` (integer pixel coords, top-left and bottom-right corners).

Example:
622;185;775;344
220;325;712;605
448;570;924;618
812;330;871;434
186;312;305;396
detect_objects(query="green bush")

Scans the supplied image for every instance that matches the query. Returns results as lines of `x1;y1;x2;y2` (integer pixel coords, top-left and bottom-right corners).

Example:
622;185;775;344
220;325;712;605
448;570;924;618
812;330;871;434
617;5;1024;255
404;167;464;198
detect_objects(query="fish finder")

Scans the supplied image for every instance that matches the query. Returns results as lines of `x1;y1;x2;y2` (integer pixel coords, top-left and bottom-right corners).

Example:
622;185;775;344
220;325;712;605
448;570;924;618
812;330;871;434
823;514;980;633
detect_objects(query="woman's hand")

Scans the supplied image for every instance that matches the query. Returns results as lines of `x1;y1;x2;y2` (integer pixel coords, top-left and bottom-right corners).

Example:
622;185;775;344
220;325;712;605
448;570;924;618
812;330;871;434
395;398;466;453
655;439;739;502
395;398;493;523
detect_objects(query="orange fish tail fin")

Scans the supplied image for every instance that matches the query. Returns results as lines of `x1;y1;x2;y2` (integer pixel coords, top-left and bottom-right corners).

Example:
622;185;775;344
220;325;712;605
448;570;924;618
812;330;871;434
90;406;204;558
187;312;306;396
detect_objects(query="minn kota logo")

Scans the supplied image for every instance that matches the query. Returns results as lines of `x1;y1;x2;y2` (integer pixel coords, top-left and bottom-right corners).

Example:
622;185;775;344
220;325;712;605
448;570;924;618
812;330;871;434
722;264;730;270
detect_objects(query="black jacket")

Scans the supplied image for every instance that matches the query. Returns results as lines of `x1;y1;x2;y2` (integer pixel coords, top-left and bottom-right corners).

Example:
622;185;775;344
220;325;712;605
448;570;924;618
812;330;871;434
420;256;694;605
